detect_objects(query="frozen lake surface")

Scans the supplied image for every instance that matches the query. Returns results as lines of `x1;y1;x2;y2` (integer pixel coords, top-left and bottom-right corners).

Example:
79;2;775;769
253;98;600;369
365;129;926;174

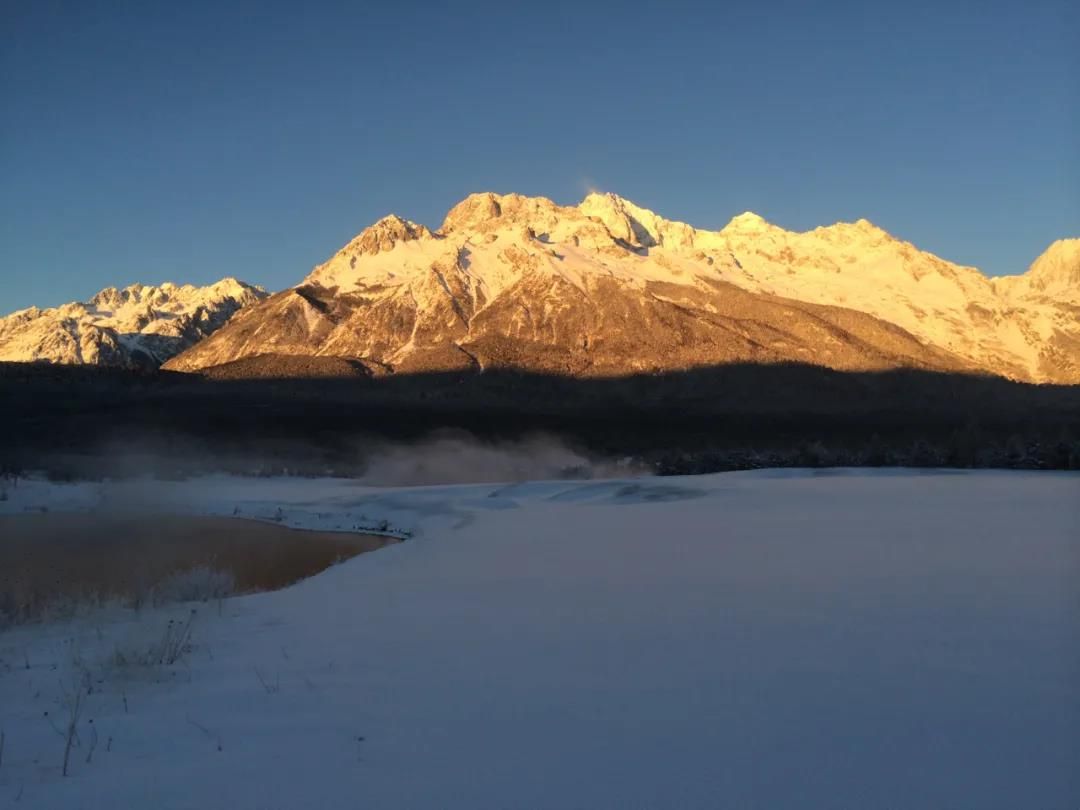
1;470;1078;808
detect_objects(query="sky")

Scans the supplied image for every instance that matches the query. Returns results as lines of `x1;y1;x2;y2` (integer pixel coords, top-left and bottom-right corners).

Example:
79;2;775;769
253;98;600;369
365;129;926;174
1;0;1077;311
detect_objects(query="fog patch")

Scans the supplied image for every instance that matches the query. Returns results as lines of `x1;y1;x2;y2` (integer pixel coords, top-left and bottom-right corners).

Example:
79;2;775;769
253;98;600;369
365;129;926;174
17;430;647;487
357;434;644;487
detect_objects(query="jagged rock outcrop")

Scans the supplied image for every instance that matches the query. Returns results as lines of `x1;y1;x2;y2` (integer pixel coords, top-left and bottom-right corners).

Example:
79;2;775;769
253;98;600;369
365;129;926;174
0;279;267;368
346;215;433;256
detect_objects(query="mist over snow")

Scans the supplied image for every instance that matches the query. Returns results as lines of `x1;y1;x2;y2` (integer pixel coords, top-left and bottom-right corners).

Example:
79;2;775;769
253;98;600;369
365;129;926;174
356;434;641;486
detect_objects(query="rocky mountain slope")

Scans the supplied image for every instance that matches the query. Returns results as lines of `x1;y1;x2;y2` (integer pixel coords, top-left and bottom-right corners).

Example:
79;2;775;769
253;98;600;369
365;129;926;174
709;214;1080;382
163;192;1078;383
0;279;266;368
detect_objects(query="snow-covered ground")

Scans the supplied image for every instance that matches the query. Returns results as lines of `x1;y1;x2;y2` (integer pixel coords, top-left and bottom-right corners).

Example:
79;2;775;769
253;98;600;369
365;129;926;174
1;470;1078;808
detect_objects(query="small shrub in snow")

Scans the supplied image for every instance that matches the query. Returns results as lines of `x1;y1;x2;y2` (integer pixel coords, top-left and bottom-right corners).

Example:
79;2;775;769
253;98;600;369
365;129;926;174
112;609;197;669
44;682;85;778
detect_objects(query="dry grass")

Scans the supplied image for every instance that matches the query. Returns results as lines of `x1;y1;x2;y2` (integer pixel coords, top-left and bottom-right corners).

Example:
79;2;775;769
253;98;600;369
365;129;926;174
0;514;394;625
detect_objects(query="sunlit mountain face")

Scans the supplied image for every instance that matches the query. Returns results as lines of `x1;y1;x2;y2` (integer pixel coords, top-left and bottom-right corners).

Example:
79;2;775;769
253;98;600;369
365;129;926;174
156;192;1079;383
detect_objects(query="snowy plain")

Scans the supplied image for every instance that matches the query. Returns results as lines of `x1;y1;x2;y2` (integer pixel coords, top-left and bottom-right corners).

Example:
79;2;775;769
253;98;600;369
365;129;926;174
1;469;1078;809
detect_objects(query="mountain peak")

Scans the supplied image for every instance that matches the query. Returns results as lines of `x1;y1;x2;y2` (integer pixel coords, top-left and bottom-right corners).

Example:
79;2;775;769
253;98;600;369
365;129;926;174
1024;237;1080;292
441;192;506;232
440;192;572;235
578;190;646;213
578;192;661;247
807;218;894;244
842;217;889;237
206;277;264;296
721;212;772;233
84;278;262;312
347;215;432;256
576;191;712;249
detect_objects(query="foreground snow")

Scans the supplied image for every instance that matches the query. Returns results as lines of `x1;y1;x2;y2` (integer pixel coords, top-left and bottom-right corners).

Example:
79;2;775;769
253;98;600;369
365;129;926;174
1;470;1078;808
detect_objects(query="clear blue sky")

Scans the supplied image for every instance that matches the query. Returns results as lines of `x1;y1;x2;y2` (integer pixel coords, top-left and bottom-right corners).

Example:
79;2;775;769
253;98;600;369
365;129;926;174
2;0;1077;310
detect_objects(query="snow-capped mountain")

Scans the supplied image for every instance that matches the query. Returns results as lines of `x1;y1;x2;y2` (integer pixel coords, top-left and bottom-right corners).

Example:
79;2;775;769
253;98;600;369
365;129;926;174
711;215;1080;382
997;238;1080;303
0;278;267;368
162;192;1078;383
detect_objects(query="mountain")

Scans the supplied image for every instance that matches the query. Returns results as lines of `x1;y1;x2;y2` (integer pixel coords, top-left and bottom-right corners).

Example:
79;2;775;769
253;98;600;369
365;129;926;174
997;238;1080;302
712;217;1080;382
162;193;1078;383
0;278;266;368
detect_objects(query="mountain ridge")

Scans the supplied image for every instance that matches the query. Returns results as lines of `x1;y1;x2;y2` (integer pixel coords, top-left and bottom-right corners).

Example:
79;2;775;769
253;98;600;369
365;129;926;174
2;193;1074;381
164;191;1079;382
0;278;267;368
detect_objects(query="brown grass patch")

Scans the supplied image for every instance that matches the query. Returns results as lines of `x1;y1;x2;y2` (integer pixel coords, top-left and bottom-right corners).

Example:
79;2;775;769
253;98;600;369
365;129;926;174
0;514;394;625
